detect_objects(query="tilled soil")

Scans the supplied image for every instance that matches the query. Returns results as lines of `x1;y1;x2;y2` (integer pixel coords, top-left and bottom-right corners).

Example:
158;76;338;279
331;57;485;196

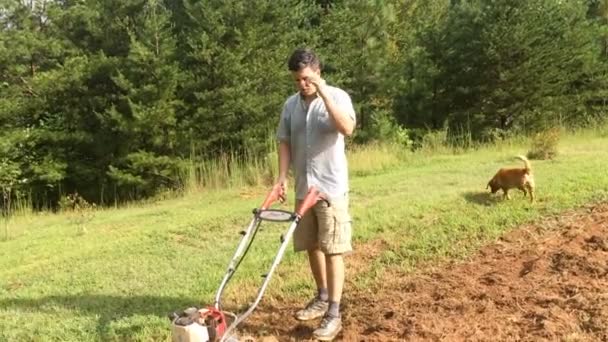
239;203;608;341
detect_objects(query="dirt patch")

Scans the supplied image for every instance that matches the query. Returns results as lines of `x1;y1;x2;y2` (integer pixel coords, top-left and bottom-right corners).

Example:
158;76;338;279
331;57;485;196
240;203;608;341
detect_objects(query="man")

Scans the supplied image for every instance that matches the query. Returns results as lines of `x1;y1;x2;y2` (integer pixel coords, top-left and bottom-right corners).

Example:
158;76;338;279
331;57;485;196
275;47;356;341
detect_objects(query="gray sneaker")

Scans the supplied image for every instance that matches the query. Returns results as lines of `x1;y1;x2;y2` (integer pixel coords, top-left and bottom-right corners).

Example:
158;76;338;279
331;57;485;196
294;297;328;321
313;314;342;341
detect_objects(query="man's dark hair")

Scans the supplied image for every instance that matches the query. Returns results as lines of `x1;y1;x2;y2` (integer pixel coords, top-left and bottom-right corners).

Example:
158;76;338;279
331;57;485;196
288;48;321;72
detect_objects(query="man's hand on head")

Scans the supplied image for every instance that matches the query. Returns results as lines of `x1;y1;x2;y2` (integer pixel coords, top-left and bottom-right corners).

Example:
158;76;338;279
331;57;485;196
305;75;327;97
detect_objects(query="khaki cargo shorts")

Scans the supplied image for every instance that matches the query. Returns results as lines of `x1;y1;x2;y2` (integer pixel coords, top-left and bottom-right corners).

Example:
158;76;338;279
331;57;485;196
293;195;352;255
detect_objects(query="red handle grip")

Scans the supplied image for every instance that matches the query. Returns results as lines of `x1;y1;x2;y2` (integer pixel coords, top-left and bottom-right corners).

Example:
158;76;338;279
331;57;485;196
296;187;324;217
260;183;283;210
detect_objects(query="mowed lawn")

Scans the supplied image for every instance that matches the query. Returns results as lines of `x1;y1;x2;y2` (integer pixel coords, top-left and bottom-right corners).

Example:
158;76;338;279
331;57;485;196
1;130;607;341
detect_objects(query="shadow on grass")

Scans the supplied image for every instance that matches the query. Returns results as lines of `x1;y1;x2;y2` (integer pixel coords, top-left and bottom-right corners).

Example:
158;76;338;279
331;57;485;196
0;294;200;340
462;191;502;206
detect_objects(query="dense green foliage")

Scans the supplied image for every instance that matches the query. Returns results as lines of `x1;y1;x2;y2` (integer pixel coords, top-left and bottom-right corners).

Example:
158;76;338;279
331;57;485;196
1;0;607;206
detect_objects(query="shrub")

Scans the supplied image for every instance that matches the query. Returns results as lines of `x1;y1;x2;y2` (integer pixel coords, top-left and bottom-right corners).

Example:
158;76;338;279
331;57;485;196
527;127;561;160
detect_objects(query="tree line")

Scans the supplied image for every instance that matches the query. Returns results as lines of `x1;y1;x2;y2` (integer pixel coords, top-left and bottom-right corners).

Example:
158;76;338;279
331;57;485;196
1;0;607;208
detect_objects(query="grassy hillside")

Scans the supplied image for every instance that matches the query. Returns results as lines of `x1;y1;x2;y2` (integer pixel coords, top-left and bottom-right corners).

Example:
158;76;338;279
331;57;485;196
1;129;608;341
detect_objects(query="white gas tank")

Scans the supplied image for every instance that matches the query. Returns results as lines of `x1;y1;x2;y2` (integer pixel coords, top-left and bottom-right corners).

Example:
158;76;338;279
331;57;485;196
171;321;210;342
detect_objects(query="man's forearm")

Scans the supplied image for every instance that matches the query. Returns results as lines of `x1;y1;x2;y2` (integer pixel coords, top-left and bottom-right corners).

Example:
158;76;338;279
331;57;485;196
278;141;291;179
318;91;355;136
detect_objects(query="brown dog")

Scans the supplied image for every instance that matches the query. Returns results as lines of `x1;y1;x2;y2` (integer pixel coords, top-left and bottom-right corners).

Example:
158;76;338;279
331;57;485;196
487;155;535;203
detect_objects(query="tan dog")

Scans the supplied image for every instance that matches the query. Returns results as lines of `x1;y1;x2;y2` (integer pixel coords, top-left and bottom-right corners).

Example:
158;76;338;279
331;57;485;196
487;155;535;203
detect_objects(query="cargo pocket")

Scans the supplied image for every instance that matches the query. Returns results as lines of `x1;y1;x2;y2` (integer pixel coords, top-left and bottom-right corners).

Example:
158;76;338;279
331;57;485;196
329;199;352;254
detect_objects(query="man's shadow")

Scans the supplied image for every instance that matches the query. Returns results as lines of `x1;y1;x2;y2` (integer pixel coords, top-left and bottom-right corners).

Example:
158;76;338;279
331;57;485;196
0;294;200;340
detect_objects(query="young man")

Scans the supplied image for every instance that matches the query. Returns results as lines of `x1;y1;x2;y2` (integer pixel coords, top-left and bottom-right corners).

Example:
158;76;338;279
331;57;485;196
275;48;356;341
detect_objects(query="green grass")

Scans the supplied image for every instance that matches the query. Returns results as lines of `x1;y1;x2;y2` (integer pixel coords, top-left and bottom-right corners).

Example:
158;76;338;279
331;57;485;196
1;130;608;341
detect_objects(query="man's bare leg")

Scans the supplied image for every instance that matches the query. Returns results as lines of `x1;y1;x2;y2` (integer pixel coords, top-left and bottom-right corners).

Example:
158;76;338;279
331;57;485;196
326;253;344;317
308;248;328;297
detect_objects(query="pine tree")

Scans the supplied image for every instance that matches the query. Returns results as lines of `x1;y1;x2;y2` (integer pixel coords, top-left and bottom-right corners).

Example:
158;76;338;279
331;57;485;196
173;0;319;157
105;0;185;198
